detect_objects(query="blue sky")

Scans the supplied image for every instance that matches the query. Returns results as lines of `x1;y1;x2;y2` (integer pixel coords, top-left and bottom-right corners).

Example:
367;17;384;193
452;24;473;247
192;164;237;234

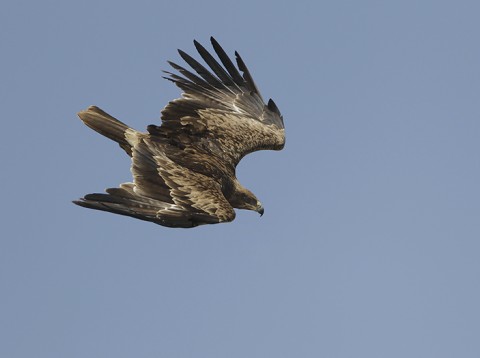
1;0;480;357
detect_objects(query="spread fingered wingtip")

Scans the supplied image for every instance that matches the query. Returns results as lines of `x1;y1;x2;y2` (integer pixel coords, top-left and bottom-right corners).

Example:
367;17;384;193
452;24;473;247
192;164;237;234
267;98;281;116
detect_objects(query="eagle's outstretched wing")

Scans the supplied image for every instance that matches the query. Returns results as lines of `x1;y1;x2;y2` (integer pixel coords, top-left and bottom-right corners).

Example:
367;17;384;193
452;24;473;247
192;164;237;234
74;134;235;228
151;37;285;168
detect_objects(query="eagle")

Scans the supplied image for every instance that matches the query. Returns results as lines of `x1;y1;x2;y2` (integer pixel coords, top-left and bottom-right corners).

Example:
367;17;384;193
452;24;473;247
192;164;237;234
73;37;285;228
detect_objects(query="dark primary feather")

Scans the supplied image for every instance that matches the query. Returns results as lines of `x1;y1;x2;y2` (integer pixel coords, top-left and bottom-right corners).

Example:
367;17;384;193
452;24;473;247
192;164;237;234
234;50;262;97
193;40;238;89
74;38;284;227
210;37;245;86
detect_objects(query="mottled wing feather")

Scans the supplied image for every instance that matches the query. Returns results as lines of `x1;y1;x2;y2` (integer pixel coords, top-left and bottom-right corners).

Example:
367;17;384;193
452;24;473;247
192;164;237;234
74;180;232;228
74;133;236;228
160;37;285;167
131;137;236;225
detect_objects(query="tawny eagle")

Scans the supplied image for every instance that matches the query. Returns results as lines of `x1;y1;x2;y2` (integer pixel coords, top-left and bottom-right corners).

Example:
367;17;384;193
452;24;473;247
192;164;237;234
73;37;285;228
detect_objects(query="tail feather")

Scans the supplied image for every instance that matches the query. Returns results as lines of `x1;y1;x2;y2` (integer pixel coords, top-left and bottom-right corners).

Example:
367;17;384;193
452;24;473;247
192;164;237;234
77;106;133;155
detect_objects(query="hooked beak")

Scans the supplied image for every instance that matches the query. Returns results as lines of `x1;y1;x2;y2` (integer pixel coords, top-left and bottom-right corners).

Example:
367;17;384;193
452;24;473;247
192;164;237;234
257;204;264;217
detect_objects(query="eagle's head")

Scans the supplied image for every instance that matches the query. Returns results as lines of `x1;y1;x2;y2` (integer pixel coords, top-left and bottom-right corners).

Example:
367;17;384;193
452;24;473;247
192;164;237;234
245;198;264;217
230;183;264;216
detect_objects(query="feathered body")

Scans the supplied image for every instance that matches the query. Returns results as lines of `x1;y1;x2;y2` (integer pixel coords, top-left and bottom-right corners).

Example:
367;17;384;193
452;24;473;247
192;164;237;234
74;37;285;228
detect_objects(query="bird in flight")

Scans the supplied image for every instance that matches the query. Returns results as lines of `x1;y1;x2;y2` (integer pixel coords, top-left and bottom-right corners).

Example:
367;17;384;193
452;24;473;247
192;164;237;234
74;37;285;228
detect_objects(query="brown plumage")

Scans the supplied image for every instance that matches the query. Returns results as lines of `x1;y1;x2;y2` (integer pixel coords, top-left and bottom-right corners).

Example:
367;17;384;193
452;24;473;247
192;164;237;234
73;37;285;228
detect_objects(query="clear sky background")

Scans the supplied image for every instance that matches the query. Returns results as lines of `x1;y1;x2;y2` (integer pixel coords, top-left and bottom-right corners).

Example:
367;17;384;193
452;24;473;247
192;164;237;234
1;0;479;357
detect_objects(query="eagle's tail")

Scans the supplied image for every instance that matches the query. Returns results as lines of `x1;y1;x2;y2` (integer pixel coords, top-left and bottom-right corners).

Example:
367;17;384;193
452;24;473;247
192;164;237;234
77;106;134;155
